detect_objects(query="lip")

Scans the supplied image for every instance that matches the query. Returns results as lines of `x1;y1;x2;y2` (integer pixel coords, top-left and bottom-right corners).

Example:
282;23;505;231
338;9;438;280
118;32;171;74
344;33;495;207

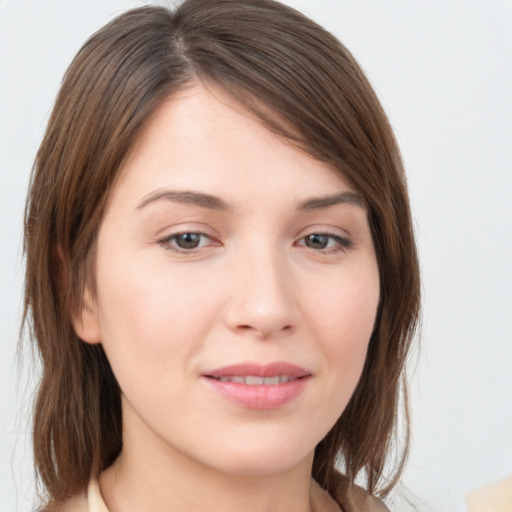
202;361;312;410
205;361;311;379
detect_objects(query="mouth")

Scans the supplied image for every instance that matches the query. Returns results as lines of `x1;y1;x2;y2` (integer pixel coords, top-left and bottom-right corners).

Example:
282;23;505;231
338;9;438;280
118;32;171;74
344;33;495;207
211;375;300;385
202;362;312;409
204;361;311;379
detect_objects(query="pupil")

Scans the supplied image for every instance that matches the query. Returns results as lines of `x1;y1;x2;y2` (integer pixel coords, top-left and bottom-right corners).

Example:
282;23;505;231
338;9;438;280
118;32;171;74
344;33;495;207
177;233;200;249
306;234;328;249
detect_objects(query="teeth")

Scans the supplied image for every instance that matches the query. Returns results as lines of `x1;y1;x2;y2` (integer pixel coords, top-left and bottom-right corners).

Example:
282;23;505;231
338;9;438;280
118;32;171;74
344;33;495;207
216;375;296;385
245;376;264;385
218;376;245;383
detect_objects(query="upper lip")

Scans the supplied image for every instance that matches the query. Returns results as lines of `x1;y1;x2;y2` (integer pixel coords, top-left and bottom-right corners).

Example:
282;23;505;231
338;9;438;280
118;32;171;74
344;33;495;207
204;361;311;379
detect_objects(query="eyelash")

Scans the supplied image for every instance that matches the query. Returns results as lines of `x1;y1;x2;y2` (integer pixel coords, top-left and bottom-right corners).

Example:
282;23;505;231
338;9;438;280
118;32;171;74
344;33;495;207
158;232;216;253
296;233;352;254
157;232;352;255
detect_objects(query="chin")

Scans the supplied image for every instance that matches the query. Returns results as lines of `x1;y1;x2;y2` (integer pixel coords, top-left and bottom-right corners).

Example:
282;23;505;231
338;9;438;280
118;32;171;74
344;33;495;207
213;452;311;477
191;428;317;477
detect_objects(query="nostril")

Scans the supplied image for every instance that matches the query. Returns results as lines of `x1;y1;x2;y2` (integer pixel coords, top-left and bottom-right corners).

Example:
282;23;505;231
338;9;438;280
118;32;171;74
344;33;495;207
235;323;294;337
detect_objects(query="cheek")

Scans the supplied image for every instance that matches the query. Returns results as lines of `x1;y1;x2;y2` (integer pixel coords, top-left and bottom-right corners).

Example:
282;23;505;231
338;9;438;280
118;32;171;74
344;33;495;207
309;267;379;344
304;266;379;398
93;250;222;379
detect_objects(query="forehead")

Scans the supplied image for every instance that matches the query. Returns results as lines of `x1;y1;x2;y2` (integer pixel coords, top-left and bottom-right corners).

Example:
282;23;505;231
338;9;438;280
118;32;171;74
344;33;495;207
110;82;356;209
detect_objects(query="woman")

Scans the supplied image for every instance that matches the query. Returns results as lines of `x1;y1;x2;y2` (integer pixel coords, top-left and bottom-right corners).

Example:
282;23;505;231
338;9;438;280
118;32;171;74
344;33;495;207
23;1;420;511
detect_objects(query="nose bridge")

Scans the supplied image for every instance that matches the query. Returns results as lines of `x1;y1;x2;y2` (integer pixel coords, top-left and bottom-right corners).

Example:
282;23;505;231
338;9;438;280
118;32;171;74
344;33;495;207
226;234;296;337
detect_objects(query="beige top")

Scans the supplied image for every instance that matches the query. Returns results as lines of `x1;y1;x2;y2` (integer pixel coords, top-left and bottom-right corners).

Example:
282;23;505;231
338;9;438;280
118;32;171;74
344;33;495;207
330;478;389;512
60;478;388;512
56;481;107;512
87;480;109;512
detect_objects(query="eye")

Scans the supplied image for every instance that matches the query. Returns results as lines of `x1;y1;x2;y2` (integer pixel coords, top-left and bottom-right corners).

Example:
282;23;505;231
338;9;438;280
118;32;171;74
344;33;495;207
297;233;351;253
158;232;214;252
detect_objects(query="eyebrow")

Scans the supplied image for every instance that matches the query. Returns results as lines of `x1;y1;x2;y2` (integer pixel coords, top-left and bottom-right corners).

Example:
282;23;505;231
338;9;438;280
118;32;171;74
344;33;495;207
296;191;363;210
136;189;363;212
137;190;231;211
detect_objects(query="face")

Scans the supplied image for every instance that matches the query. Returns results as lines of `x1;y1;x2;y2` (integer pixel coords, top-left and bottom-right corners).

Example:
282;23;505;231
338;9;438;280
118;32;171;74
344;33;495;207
75;83;380;477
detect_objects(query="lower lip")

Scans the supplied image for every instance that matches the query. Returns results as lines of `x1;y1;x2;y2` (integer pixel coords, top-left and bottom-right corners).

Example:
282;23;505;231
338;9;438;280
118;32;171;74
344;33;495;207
202;377;310;410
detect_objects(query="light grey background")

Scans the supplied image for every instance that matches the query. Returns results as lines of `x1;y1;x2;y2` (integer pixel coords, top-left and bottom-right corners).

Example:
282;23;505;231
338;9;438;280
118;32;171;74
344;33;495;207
1;1;511;511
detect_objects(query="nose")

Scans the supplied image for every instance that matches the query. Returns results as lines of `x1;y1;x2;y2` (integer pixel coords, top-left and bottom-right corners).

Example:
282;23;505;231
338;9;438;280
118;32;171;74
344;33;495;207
223;243;298;339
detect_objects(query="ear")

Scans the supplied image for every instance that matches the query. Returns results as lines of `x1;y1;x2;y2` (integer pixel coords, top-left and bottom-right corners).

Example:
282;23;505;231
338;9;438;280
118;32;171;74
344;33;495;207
56;245;102;344
72;287;102;345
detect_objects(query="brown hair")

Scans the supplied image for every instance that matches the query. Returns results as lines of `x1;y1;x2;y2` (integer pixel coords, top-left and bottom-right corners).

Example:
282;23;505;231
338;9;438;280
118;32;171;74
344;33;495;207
23;0;420;507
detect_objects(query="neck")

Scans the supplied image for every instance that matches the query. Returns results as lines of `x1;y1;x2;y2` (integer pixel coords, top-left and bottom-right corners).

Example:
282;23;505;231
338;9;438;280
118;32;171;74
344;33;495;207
100;456;316;512
98;418;317;512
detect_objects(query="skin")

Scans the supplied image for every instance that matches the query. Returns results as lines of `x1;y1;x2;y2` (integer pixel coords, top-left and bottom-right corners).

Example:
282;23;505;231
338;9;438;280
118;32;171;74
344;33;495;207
74;82;380;512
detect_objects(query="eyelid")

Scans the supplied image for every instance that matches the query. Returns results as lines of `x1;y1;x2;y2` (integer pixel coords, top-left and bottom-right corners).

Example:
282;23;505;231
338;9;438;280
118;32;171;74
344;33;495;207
156;230;221;253
295;231;353;254
154;224;353;256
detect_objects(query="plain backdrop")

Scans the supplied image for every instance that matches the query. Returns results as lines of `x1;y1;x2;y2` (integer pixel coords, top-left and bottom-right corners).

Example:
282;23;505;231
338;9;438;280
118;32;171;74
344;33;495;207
1;1;511;511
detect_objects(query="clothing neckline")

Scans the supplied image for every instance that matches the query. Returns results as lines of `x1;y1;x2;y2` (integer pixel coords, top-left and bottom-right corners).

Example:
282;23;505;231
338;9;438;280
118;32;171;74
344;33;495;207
85;476;385;512
87;479;109;512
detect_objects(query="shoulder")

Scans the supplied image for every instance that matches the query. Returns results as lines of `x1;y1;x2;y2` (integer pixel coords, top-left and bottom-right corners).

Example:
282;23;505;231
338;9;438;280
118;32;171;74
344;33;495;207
40;492;89;512
339;484;389;512
332;475;390;512
43;479;104;512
